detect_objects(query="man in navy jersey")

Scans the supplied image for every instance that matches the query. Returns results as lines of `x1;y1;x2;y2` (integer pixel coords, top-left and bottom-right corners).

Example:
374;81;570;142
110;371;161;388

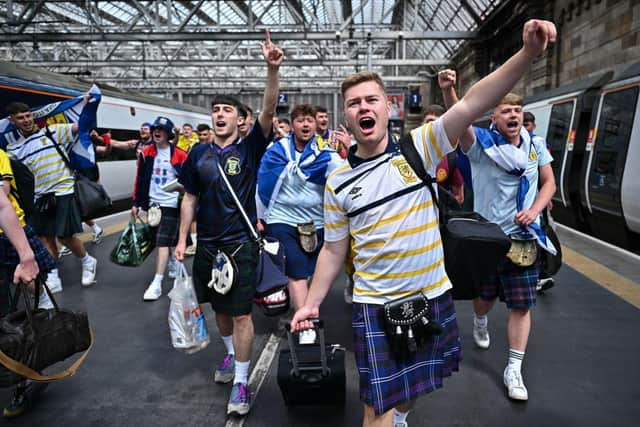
175;29;282;417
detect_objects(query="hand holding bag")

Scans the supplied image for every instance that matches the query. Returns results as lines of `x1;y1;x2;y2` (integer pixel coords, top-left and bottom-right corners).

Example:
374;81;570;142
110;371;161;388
0;278;93;387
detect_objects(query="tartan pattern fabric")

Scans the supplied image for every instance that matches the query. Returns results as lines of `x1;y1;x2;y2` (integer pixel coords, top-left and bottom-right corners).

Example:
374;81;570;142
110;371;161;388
0;225;56;273
478;258;539;309
352;291;461;415
153;207;180;247
192;240;259;316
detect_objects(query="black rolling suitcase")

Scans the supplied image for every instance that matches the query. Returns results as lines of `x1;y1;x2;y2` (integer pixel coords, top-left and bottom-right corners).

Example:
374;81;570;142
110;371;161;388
277;319;346;406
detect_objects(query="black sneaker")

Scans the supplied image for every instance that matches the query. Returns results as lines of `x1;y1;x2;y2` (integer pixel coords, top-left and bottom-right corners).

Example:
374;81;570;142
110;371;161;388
3;381;49;418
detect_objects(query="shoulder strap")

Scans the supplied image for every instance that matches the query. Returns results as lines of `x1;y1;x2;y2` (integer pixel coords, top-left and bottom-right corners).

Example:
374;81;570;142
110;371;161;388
398;133;439;210
44;126;76;173
215;161;261;242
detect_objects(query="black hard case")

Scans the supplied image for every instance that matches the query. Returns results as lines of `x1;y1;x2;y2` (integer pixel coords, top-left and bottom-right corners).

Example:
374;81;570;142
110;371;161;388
277;320;346;406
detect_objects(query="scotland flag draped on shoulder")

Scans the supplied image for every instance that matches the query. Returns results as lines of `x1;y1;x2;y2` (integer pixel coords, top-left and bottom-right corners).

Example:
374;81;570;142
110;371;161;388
478;124;557;255
257;133;337;220
0;84;101;169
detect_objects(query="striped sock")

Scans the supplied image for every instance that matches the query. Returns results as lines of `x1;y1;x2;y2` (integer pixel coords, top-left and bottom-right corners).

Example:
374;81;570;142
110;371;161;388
508;349;525;372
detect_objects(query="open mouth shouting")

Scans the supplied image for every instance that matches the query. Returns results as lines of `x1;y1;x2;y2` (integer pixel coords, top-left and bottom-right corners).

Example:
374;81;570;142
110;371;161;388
358;117;376;136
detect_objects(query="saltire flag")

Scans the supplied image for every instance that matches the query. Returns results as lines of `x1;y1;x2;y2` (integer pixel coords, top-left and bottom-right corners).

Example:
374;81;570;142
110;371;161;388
0;84;101;169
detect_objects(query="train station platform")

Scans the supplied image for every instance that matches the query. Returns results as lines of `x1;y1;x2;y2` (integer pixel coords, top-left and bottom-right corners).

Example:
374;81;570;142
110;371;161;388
2;214;639;427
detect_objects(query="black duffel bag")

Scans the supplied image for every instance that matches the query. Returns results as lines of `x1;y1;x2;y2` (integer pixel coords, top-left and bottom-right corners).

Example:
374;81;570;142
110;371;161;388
45;126;112;220
0;278;93;387
441;211;511;299
400;135;510;300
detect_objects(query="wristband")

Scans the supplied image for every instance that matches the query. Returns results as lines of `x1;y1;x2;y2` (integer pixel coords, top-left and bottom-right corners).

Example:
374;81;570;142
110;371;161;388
102;133;111;145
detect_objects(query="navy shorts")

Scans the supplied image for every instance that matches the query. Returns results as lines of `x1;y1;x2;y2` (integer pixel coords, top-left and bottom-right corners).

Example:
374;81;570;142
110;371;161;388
478;257;539;309
266;223;323;280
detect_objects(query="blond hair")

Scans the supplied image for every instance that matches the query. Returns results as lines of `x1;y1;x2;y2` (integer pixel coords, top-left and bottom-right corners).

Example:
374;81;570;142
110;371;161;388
341;72;386;98
498;93;523;106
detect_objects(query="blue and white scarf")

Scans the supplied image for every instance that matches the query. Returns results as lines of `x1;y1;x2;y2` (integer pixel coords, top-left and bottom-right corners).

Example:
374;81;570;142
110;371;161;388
0;84;101;169
478;124;557;255
257;133;336;221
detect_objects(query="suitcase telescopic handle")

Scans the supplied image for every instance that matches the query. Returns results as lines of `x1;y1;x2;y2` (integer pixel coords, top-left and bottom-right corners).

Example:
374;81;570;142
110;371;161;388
285;318;329;377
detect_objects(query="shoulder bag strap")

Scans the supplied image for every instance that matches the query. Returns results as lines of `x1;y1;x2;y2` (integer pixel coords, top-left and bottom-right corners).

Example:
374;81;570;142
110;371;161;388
215;161;261;242
398;133;440;210
0;330;93;382
44;126;76;174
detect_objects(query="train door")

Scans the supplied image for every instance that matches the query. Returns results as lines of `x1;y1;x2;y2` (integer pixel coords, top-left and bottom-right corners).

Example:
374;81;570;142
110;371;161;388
583;81;639;247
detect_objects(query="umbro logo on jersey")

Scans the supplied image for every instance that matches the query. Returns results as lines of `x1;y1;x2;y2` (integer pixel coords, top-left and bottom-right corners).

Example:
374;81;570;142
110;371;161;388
349;186;363;200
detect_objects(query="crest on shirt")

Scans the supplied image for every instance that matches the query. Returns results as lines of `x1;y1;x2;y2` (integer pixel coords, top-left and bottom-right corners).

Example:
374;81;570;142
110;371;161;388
391;158;417;183
529;150;537;161
225;157;241;175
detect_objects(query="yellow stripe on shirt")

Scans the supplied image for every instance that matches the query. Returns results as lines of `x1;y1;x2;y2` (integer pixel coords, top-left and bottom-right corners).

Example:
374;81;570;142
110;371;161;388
354;238;442;265
351;200;433;236
355;256;445;280
429;122;443;161
421;124;432;168
354;219;438;250
324;218;349;230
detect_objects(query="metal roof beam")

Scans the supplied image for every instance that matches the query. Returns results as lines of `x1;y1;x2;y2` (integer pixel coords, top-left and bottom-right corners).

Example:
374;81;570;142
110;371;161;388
23;58;450;67
4;30;476;42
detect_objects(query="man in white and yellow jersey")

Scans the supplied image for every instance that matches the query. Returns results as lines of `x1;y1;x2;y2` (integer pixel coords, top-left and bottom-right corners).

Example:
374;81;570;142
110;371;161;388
291;19;557;427
5;101;98;292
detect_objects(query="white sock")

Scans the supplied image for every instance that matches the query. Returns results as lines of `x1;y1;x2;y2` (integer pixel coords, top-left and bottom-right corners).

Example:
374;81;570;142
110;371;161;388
221;335;235;355
190;233;197;243
234;360;250;384
92;223;102;234
153;274;164;284
81;254;93;265
393;409;410;425
50;268;60;278
508;349;525;372
474;313;488;328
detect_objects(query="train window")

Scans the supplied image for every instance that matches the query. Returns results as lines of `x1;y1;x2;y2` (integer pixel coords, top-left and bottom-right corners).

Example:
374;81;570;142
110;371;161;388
546;101;574;184
589;86;639;210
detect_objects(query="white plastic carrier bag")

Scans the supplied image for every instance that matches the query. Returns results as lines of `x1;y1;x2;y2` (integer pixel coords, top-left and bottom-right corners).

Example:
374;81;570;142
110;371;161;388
168;262;210;354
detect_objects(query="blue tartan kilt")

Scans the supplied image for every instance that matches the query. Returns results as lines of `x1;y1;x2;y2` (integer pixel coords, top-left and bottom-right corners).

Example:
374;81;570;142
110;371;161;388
352;290;462;415
0;225;56;273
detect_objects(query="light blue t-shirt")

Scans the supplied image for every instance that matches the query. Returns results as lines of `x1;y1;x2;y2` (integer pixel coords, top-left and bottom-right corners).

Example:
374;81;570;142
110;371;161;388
467;127;553;235
266;149;332;228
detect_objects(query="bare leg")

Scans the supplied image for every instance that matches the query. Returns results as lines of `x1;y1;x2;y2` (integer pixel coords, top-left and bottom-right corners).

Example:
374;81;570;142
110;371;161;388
473;297;496;316
39;235;58;258
59;236;87;258
507;308;531;351
155;246;170;275
363;404;394;427
231;314;254;362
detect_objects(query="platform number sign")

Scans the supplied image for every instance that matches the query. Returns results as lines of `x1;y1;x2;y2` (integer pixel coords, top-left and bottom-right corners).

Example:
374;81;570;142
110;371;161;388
410;94;422;107
278;93;288;105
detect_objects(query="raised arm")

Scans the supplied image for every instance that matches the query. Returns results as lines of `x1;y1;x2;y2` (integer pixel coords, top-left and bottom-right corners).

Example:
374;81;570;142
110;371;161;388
441;20;556;147
438;69;475;152
258;29;284;138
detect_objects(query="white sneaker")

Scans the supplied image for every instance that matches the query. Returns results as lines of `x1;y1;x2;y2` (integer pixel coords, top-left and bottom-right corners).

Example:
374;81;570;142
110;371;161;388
473;323;490;349
536;277;555;292
143;281;162;301
46;272;63;294
503;366;528;400
184;244;197;256
38;290;54;310
298;329;317;345
81;256;97;287
92;227;104;244
58;246;72;258
394;423;408;427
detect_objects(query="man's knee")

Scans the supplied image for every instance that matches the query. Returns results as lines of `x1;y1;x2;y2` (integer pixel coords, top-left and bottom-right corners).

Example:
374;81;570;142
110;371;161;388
233;314;253;327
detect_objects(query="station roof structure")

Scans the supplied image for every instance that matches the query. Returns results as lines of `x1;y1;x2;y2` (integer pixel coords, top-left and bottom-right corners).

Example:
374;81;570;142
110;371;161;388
1;0;504;93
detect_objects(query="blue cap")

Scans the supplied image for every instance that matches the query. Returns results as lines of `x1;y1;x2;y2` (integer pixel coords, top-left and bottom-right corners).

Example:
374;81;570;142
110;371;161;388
150;116;175;139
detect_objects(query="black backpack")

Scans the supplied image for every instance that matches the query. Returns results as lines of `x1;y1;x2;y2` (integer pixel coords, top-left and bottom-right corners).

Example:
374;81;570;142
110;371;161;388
7;156;35;220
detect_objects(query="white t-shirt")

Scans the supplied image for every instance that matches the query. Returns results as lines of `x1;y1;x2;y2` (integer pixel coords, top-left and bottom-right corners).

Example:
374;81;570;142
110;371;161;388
149;147;178;208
